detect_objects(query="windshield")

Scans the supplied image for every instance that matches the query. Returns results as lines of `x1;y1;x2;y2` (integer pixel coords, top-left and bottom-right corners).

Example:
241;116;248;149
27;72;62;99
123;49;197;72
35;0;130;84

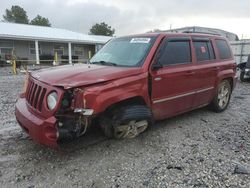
90;36;156;67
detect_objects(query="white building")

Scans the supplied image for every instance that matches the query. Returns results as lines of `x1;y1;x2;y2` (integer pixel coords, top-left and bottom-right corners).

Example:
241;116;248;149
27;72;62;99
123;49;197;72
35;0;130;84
0;22;111;64
163;26;239;41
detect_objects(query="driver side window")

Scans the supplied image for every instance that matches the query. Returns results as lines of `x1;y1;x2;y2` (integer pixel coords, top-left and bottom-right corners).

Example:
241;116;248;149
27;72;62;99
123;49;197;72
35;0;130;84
159;40;192;66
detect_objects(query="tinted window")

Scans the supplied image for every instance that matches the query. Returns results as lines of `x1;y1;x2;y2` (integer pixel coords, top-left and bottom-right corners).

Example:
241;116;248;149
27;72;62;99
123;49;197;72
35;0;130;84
215;39;232;59
194;41;215;62
159;40;191;66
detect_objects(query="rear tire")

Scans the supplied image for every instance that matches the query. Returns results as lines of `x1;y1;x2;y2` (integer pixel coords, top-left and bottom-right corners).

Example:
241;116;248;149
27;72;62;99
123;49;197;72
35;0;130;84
210;80;231;112
240;71;247;82
100;105;153;139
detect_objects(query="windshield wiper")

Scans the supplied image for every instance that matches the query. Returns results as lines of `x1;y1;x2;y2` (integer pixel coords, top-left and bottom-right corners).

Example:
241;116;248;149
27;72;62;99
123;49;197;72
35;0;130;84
91;61;117;66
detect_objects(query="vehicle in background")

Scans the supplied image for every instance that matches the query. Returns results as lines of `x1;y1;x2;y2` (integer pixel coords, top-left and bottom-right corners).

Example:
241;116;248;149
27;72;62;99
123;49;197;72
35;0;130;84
0;54;11;66
237;54;250;82
15;33;237;148
39;54;54;64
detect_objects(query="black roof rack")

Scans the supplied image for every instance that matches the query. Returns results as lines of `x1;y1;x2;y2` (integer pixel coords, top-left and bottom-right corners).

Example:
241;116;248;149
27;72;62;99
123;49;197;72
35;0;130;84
182;31;221;36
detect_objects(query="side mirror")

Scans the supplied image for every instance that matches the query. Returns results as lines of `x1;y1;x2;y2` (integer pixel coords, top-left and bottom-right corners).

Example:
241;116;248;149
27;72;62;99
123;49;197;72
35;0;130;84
152;49;163;71
152;62;163;70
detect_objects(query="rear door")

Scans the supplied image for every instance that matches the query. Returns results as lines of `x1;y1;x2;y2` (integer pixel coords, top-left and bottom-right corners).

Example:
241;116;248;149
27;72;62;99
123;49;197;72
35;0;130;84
150;37;197;120
192;38;218;108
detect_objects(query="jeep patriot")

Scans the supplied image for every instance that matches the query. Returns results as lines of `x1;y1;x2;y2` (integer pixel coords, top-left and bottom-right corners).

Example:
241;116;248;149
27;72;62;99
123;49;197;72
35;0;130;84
15;33;237;148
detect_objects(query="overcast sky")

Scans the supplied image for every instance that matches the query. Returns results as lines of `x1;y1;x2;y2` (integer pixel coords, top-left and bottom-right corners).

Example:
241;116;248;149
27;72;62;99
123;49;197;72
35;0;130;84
1;0;250;38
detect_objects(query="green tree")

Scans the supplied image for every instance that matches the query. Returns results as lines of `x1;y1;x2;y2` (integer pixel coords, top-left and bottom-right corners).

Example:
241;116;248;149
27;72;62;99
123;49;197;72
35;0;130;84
30;15;51;27
3;5;29;24
89;22;115;36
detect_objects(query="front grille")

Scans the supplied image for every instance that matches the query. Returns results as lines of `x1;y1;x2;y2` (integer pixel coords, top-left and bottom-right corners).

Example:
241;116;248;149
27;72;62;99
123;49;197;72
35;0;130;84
26;79;47;112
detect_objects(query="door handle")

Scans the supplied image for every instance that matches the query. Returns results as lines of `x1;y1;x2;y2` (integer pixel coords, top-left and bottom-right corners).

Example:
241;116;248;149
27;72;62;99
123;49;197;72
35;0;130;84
154;77;162;81
213;67;220;70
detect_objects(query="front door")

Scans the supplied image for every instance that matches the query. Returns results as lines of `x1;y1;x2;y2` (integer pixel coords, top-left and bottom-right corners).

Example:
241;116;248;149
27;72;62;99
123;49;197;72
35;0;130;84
150;37;197;120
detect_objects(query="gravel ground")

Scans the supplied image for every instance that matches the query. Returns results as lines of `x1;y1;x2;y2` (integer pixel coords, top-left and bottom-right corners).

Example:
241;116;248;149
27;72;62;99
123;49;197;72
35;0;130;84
0;67;249;188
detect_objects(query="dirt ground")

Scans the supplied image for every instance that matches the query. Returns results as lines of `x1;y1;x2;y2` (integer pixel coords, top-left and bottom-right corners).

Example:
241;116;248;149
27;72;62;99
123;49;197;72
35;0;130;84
0;67;249;188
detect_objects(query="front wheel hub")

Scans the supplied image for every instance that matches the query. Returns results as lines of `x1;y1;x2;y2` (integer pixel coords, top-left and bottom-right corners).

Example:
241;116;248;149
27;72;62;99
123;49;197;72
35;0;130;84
114;120;148;139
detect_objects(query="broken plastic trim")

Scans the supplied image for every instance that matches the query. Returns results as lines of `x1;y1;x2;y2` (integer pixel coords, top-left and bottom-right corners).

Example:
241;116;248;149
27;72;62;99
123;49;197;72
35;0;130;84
74;108;94;116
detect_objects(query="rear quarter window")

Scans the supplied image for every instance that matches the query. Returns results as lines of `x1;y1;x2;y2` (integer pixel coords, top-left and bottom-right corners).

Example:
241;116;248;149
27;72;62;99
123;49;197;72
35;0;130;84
215;39;232;60
194;40;215;62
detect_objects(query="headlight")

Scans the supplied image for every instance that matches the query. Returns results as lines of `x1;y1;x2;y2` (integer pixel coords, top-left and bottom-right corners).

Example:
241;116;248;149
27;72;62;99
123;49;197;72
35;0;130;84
47;91;58;110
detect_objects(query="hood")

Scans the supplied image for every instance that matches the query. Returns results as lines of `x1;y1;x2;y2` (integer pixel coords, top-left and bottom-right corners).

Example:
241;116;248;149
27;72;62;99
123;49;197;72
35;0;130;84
31;64;143;89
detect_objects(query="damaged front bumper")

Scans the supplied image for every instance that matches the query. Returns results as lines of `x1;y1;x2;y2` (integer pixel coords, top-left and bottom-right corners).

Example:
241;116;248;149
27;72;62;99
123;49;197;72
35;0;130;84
15;98;91;148
15;98;58;148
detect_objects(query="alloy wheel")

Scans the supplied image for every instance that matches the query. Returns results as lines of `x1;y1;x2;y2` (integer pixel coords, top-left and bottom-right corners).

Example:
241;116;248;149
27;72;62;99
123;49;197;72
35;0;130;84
217;82;230;109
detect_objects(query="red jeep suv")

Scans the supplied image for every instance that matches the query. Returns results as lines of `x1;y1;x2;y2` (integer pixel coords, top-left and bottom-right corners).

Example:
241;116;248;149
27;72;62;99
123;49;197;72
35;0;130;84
15;33;237;148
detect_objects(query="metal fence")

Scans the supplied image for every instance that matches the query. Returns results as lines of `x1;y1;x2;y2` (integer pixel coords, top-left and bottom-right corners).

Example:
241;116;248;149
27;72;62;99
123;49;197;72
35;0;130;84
0;51;93;74
1;59;89;75
230;40;250;64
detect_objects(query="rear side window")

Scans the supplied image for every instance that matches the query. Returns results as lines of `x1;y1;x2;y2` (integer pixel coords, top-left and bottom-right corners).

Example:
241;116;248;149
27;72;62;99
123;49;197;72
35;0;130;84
159;40;191;66
215;39;232;60
194;41;215;62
